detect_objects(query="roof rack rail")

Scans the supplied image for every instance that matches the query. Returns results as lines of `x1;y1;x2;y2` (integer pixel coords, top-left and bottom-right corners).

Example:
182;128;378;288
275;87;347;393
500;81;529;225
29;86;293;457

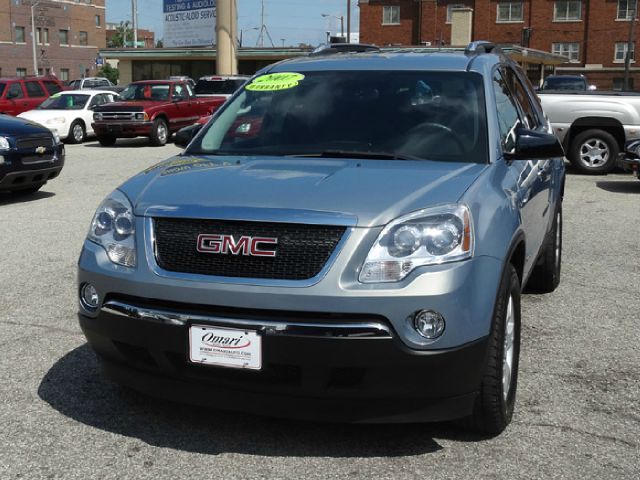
464;41;499;55
310;43;381;56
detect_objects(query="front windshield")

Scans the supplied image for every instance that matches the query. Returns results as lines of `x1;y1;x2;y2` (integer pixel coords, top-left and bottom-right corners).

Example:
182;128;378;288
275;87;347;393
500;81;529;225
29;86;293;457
189;70;488;163
119;83;171;101
38;94;89;110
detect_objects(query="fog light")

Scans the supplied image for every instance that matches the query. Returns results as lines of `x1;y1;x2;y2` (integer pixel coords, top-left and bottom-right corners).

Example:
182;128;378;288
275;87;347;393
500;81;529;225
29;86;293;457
80;283;100;310
414;310;445;339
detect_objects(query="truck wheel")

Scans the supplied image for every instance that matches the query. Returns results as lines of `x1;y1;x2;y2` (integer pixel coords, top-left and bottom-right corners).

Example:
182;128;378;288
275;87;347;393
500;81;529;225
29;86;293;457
150;118;168;146
525;205;562;293
569;129;619;174
67;120;85;144
98;135;117;147
460;263;521;435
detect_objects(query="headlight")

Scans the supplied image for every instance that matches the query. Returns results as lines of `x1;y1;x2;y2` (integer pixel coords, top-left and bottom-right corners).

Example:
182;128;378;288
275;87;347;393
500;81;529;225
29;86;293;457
87;189;136;267
0;136;10;150
359;204;473;283
135;112;148;121
45;117;66;125
52;131;61;144
94;112;103;121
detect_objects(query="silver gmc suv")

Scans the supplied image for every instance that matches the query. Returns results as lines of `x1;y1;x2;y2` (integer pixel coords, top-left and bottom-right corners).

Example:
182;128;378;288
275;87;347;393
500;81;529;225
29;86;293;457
77;42;565;435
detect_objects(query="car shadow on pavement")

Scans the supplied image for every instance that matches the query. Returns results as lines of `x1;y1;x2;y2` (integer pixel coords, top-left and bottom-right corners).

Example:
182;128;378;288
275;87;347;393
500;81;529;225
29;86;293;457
82;139;174;148
596;180;640;194
0;190;55;206
38;345;489;457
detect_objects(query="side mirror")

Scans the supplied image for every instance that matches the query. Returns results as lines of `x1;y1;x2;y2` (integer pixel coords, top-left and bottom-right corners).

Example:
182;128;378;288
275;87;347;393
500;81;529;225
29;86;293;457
174;124;202;148
505;128;564;161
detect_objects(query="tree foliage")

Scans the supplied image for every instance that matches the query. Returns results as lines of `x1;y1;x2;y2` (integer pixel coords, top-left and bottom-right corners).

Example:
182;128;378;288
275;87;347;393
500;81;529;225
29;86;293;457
107;21;131;48
97;64;119;85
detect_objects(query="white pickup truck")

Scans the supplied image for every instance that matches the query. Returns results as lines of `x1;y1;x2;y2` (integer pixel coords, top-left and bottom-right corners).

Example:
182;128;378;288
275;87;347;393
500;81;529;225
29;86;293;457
538;91;640;174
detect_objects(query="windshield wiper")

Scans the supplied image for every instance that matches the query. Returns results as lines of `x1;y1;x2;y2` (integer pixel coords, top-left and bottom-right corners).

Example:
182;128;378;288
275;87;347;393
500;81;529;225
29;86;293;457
289;150;422;161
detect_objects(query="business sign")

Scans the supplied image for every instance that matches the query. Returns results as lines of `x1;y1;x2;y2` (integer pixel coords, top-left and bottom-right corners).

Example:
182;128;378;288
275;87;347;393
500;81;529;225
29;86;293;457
164;0;216;48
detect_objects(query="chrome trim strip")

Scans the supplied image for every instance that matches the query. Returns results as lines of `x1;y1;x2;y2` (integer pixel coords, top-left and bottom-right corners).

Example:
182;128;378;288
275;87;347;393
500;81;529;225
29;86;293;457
143;216;353;288
141;205;358;227
101;300;392;338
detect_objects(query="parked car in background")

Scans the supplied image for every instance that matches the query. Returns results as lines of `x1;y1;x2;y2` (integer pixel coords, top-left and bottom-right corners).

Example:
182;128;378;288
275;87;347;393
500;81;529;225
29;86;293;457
618;139;640;180
0;76;66;116
18;90;118;143
0;113;65;194
78;42;565;434
540;75;594;91
92;80;226;146
194;75;249;99
67;77;115;90
169;76;196;89
538;90;640;174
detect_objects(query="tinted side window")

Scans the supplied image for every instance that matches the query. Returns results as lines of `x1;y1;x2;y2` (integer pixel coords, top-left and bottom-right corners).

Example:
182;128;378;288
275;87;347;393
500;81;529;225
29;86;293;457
43;81;62;95
503;67;539;129
492;70;522;154
25;81;46;97
7;83;24;99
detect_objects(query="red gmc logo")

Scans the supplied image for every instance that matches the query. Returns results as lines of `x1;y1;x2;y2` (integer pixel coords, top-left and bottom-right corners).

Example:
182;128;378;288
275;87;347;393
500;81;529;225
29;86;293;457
196;234;278;257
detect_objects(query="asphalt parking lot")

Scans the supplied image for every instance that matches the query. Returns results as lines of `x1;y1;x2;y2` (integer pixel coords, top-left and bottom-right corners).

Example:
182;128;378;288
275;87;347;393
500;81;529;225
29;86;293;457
0;140;638;479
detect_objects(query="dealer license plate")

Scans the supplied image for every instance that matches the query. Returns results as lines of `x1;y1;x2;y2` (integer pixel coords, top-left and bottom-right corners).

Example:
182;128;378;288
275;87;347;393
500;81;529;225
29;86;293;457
188;325;262;370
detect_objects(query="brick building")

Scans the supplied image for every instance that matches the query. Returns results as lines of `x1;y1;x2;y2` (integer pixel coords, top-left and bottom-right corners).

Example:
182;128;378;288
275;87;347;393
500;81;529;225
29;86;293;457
359;1;640;89
0;0;106;82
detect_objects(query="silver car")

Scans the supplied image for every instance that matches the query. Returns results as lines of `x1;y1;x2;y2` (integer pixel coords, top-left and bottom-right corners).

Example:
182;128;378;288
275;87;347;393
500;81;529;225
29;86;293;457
77;43;565;434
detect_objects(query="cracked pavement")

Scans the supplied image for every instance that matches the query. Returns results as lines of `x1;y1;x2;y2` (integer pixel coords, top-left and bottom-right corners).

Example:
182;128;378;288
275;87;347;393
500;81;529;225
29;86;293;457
0;140;639;479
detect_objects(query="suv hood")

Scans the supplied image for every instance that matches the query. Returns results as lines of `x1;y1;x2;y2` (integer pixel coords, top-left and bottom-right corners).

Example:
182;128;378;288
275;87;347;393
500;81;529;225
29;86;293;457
123;156;486;227
0;113;52;136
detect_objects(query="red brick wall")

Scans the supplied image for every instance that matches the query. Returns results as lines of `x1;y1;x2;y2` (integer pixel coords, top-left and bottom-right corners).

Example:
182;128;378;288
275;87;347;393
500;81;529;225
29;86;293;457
359;0;418;45
0;0;106;80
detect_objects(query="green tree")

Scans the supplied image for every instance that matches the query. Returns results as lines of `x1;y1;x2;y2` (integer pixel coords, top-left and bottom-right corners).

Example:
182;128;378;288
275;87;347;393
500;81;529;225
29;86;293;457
156;39;164;48
97;64;119;85
107;21;131;48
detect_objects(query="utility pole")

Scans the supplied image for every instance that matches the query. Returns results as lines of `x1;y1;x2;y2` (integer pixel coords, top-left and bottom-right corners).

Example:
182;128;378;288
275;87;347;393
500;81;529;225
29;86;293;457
347;0;351;43
256;0;275;47
30;0;41;75
624;0;637;90
131;0;138;48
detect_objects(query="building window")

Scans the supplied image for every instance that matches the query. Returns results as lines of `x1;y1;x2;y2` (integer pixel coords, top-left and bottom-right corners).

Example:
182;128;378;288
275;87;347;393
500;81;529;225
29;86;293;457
554;1;582;21
60;68;70;81
95;15;101;27
59;29;69;46
617;0;636;20
447;4;467;23
615;42;635;62
382;6;400;25
613;77;634;90
43;28;49;44
497;2;524;22
15;26;26;43
552;42;580;62
79;31;88;46
16;68;27;77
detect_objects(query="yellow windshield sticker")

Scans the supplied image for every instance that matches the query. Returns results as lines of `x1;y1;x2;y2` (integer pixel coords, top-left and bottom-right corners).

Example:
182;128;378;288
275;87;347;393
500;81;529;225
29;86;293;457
246;73;305;92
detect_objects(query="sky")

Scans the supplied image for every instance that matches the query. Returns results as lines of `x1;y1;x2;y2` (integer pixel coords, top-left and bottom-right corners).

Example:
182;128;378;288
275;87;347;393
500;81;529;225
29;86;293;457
105;0;360;47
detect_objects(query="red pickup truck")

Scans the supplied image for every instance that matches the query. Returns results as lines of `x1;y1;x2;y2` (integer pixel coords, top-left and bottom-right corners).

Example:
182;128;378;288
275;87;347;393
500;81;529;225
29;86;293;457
92;80;225;146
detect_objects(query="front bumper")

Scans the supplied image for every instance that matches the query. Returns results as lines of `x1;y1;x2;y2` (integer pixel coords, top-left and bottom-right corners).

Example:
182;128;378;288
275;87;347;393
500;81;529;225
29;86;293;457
93;121;153;138
0;144;65;192
79;297;488;423
617;154;640;178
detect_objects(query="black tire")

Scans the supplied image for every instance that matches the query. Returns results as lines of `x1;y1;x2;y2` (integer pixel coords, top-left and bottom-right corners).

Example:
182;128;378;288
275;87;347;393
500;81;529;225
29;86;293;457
67;120;85;144
569;129;619;174
150;118;169;146
462;263;521;435
98;135;117;147
525;206;562;293
12;184;44;195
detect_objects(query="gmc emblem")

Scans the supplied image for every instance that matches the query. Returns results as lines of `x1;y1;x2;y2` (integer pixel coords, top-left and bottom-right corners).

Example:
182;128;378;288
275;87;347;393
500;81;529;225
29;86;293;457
197;234;278;257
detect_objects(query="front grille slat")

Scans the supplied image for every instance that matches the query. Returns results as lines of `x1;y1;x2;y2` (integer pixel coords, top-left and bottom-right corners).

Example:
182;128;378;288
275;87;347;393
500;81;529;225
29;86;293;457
154;218;346;280
16;136;54;150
